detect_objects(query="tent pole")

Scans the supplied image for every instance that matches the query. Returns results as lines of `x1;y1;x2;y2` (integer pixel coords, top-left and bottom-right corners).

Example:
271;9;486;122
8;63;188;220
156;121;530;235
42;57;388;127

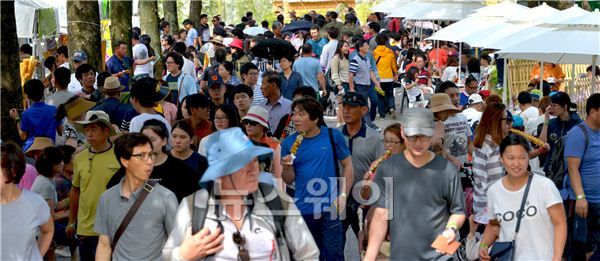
570;63;576;95
503;59;508;104
593;55;598;94
539;61;544;91
458;42;462;85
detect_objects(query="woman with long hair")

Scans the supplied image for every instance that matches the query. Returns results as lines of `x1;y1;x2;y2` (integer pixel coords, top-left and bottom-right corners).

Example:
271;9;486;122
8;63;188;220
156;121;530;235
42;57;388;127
472;102;511;225
441;56;460;82
331;40;351;93
198;104;240;156
171;120;208;176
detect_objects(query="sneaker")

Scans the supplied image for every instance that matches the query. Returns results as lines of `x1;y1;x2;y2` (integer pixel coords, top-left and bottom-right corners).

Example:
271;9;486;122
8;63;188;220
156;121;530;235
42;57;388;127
54;245;71;257
389;109;397;120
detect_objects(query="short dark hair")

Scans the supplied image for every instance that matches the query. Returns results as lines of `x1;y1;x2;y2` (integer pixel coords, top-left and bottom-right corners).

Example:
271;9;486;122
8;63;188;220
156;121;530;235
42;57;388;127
53;67;71;88
517;91;532;105
480;54;492;64
261;20;269;28
141;119;170;140
277;14;284;23
291;97;325;126
160;20;170;30
75;63;97;81
354;39;367;50
20;44;33;55
327;26;339;39
240;62;258;75
166;52;184;70
436;81;459;94
215;48;227;63
465;76;478;87
500;133;531;156
57;46;68;58
234;84;253;98
97;72;112;88
232;28;245;39
113;41;127;51
221;61;234;74
57;145;76;164
35;147;64;178
375;33;387;45
310;25;320;31
293;86;318;100
330;11;338;19
114;133;153;166
132;30;140;40
1;142;26;184
241;16;249;23
200;14;208;19
301;43;313;54
162;34;174;45
345;14;357;24
246;11;253;17
173;42;187;54
262;71;281;89
44;56;56;70
586;65;600;76
183;19;194;25
368;22;381;33
586;93;600;115
24;79;45;102
130;77;159;107
186;93;211;110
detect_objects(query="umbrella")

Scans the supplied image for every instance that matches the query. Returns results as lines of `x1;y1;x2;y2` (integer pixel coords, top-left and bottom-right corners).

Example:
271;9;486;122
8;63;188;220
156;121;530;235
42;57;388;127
470;1;530;18
251;38;298;61
244;27;268;36
427;16;504;42
413;21;441;31
281;20;314;33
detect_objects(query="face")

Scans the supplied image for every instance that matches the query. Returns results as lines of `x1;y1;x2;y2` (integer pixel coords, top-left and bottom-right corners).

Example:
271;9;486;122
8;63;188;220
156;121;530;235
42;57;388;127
166;57;179;73
359;42;369;53
214;109;230;130
342;104;365;124
501;111;511;137
180;99;190;119
532;99;540;108
435;111;451;122
220;158;260;195
401;129;432;157
480;59;489;67
342;42;350;54
384;131;403;154
444;88;460;107
142;129;167;154
260;79;274;99
121;143;154;181
234;93;251;111
164;25;171;33
310;29;319;39
243;69;259;86
500;145;529;178
201;17;209;24
115;44;127;57
180;31;187;39
53;161;65;176
292;106;318;133
191;106;210;121
208;85;225;101
80;70;95;88
550;102;566;116
171;127;192;153
274;27;282;35
416;57;425;69
243;119;265;138
84;123;109;147
218;64;229;77
280;57;291;70
466;81;478;95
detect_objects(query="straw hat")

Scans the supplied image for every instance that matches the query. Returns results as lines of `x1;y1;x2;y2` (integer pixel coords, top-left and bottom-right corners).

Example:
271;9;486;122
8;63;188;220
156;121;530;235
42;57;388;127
429;93;461;113
74;110;117;136
103;76;125;91
25;137;54;156
64;96;97;121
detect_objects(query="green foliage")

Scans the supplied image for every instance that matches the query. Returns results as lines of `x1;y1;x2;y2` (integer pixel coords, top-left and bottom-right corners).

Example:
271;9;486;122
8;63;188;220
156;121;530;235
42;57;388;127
355;1;376;24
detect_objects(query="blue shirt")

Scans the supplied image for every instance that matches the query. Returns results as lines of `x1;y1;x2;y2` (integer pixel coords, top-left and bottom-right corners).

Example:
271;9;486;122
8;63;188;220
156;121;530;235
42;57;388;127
306;38;329;58
106;55;133;91
293;57;322;92
20;102;62;151
459;91;470;108
564;123;600;203
92;97;133;126
281;127;350;214
186;28;198;47
280;71;303;100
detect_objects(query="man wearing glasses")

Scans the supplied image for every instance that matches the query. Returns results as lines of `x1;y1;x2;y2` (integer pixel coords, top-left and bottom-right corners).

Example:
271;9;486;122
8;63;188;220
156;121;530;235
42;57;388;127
459;76;480;110
365;108;465;260
95;133;178;260
338;92;384;242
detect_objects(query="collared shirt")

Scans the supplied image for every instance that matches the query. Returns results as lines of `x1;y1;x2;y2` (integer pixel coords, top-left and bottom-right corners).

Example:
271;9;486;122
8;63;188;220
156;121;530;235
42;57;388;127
251;84;267;107
106;55;133;90
340;122;385;186
320;39;339;72
306;37;329;58
262;95;292;133
94;179;178;261
92;97;133;126
20;102;62;151
349;54;372;86
280;71;303;100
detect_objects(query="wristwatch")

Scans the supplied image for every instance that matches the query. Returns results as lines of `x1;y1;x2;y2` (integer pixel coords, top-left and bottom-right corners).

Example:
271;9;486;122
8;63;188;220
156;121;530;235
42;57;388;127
577;194;586;200
340;193;347;198
68;223;76;228
445;226;457;234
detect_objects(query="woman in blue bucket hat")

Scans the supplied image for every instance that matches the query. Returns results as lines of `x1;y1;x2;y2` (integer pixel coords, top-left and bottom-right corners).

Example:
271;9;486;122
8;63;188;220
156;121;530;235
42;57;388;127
163;127;319;261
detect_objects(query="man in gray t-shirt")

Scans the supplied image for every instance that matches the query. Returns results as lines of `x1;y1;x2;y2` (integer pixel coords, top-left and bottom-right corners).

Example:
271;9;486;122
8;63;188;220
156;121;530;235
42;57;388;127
94;133;178;260
365;108;465;260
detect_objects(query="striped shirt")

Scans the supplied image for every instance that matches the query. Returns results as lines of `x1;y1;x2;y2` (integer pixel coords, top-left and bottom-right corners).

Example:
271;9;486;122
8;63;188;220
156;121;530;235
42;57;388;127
349;54;372;86
472;135;504;224
251;84;266;107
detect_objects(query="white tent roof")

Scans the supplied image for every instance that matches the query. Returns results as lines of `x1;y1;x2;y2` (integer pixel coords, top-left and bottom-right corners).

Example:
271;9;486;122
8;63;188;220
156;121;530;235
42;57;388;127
388;0;484;21
371;0;413;13
470;1;529;18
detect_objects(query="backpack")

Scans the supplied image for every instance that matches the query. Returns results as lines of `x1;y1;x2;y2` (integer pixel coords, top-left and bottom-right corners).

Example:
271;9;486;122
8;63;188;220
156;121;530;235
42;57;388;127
547;124;589;189
185;181;291;257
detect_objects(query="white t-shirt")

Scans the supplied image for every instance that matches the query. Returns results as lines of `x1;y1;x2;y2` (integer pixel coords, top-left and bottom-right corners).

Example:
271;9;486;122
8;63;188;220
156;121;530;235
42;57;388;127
129;113;172;133
444;113;472;163
519;106;539;135
133;43;151;76
487;175;562;260
462;107;482;129
441;66;458;82
182;57;196;79
68;72;98;94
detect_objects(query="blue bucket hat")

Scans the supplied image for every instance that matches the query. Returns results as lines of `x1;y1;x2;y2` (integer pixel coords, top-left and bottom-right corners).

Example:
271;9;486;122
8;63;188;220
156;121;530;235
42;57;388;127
200;127;273;182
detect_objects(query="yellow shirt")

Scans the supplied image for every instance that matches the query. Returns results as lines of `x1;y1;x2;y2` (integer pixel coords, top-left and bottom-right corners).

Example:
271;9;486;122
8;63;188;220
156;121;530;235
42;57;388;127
373;46;399;81
72;146;120;236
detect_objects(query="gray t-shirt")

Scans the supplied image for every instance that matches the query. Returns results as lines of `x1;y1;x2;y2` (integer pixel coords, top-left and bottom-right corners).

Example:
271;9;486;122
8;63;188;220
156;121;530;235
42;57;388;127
94;180;178;261
373;153;465;260
0;190;50;261
31;175;57;206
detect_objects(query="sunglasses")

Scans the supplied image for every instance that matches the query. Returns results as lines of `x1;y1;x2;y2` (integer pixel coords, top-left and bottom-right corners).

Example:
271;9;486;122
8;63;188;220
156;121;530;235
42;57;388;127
242;119;259;126
233;231;250;261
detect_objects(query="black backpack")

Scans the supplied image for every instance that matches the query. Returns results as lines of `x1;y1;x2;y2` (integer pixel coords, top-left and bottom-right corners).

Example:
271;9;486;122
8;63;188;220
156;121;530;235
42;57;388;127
547;124;589;189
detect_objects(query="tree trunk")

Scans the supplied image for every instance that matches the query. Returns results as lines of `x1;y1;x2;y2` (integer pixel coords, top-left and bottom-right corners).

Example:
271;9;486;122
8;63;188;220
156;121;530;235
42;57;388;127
67;0;102;71
189;0;202;24
140;0;164;79
110;0;133;56
1;1;23;143
163;0;179;32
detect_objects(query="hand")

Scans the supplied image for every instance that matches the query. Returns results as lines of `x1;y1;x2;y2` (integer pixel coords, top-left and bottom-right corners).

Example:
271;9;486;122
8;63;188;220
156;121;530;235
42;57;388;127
576;198;588;218
123;69;131;75
179;227;224;261
9;108;19;120
337;85;343;90
537;143;550;154
479;246;491;261
65;225;76;238
441;228;456;244
322;89;328;97
545;105;552;120
334;194;347;214
282;155;294;166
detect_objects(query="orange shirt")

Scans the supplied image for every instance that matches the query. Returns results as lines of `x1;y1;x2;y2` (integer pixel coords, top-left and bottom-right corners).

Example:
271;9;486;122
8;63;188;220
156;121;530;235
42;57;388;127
530;64;565;90
428;48;448;70
258;136;279;150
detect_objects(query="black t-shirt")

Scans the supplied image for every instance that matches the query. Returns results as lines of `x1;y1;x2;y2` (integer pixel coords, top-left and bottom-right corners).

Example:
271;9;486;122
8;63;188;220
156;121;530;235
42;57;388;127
182;152;208;180
107;155;200;202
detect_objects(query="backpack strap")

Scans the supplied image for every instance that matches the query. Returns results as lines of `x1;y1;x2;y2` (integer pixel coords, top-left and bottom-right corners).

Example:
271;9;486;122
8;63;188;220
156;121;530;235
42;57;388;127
258;183;287;240
186;182;212;235
328;128;340;177
111;180;157;252
577;123;590;157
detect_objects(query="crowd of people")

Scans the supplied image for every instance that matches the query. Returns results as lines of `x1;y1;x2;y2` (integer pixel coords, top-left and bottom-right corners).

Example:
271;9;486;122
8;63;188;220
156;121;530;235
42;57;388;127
3;8;600;261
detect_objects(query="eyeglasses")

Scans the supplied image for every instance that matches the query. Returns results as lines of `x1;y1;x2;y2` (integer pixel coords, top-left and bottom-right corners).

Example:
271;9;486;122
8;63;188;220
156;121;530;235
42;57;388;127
131;152;158;161
384;139;402;145
242;119;259;126
404;135;432;142
215;116;228;122
233;231;250;261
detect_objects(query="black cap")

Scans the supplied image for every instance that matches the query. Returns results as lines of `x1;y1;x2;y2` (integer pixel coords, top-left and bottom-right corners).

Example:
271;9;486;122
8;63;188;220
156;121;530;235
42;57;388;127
342;92;368;107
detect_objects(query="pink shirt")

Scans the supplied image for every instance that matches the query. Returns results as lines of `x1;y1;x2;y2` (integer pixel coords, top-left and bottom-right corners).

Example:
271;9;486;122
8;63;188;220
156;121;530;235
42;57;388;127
18;164;38;190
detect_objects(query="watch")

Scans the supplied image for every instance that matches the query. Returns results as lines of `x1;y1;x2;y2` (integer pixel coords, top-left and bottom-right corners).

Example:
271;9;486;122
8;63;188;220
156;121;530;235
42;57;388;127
340;193;347;198
577;194;586;200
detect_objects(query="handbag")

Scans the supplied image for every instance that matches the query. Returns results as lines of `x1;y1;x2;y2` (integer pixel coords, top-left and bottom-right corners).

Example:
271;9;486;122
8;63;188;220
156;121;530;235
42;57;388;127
489;174;533;261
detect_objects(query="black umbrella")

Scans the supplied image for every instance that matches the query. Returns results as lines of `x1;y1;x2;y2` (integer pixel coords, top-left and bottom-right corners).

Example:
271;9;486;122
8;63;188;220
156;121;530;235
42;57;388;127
250;38;298;61
281;20;314;33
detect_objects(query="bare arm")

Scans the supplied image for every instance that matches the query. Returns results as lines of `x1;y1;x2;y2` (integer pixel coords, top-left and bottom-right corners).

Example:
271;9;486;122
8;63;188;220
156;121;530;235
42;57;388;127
133;56;155;66
96;235;112;261
348;73;355;91
38;216;54;257
370;71;380;88
548;203;567;261
340;156;353;195
567;157;589;218
281;155;296;185
478;222;500;261
539;108;551;143
317;72;326;95
364;207;388;260
66;187;80;237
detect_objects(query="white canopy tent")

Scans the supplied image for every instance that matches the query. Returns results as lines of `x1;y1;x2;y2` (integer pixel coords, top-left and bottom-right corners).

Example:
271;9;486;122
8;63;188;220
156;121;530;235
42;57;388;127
388;0;484;21
469;0;530;17
15;0;67;38
371;0;413;13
